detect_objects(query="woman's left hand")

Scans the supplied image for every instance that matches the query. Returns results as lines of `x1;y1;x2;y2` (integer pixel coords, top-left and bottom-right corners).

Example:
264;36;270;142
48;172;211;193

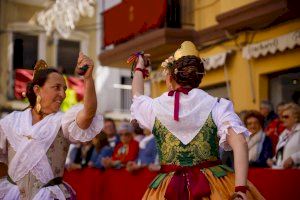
283;157;294;169
76;52;94;79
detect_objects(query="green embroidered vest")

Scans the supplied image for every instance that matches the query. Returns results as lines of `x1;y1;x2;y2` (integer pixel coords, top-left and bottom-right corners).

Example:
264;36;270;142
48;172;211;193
152;113;220;166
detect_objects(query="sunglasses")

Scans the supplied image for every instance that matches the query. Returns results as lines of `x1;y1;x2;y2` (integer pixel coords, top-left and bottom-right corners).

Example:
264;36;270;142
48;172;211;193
282;115;291;119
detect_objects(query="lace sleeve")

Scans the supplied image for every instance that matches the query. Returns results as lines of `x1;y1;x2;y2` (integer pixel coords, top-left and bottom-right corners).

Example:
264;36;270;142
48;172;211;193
212;98;251;151
61;104;104;142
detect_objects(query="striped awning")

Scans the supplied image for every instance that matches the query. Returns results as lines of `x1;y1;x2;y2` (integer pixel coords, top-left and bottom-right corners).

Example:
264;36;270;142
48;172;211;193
242;29;300;60
203;50;232;71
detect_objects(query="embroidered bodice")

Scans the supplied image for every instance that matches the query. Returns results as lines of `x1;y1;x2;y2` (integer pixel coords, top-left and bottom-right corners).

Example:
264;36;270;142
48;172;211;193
153;113;219;166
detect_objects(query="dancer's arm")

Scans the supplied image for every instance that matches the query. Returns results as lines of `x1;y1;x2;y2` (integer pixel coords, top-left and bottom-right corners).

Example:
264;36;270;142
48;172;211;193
132;55;150;97
227;127;248;199
75;52;97;129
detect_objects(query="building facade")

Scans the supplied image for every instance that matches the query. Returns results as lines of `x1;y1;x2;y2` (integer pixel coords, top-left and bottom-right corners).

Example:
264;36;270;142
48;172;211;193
0;0;134;119
99;0;300;111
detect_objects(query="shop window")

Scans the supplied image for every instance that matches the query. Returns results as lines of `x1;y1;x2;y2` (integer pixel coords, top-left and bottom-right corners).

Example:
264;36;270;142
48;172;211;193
13;33;38;69
269;68;300;106
57;39;80;75
120;76;132;111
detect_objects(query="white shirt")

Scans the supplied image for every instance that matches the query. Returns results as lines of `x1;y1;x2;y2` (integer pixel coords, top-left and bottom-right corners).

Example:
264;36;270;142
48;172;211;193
0;104;103;200
131;88;250;151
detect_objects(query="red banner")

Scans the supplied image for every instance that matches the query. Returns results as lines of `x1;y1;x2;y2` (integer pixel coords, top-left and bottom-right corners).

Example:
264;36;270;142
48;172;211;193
14;69;84;101
103;0;167;46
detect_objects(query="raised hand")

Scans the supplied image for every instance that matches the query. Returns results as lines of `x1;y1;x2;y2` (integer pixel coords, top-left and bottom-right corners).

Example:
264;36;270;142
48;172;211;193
76;52;94;79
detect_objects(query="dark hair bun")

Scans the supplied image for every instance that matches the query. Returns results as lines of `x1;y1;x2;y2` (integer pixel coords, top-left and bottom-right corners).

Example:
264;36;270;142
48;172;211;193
171;55;205;88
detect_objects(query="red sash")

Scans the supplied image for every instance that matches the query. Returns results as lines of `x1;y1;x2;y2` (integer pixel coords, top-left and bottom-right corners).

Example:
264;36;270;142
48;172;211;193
160;160;221;200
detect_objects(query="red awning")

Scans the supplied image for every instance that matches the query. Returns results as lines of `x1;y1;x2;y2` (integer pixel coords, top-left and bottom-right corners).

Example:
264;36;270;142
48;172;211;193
14;69;33;99
103;0;167;46
14;69;84;101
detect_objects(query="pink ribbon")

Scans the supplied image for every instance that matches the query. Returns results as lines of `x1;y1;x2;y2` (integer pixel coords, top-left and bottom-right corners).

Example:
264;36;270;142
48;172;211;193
168;87;192;121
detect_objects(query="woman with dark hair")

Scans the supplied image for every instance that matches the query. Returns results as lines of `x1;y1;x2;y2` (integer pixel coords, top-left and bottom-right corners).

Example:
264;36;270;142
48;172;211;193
0;53;103;199
130;41;263;200
88;131;113;169
244;110;273;167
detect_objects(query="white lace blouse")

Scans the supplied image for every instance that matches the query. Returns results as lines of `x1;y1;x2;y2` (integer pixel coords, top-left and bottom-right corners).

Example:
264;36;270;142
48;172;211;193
0;104;103;200
131;88;250;151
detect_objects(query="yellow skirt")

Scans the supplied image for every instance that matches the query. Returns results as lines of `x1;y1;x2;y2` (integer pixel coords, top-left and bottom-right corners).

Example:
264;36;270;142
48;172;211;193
143;169;265;200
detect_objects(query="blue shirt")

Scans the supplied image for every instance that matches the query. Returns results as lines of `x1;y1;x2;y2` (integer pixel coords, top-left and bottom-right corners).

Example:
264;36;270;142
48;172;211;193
137;137;157;165
90;145;114;169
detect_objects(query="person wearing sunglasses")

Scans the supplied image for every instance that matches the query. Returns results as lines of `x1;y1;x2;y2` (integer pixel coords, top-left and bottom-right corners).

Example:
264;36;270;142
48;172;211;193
102;122;139;169
267;103;300;169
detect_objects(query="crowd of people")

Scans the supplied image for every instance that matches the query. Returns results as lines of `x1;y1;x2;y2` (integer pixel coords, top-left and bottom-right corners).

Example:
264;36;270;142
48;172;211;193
64;99;300;173
65;118;159;173
241;101;300;169
0;41;299;200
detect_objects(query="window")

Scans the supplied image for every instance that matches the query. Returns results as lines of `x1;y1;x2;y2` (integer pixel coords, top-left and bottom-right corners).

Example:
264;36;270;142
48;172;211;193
269;68;300;106
57;39;80;75
13;33;38;69
121;76;132;111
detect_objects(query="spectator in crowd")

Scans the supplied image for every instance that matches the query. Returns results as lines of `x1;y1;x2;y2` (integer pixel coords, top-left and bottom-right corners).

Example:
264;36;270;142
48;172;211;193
126;128;158;172
268;103;300;169
260;100;278;128
238;110;249;126
65;142;80;170
244;110;273;167
66;141;94;171
103;118;120;148
131;119;144;142
102;122;139;169
264;102;286;153
88;132;114;169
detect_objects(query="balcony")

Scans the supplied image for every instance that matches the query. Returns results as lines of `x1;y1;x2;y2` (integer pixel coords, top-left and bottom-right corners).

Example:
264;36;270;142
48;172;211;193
99;0;196;68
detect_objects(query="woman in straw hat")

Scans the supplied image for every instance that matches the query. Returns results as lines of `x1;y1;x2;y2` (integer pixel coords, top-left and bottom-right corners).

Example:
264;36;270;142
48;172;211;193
130;41;264;200
0;53;103;199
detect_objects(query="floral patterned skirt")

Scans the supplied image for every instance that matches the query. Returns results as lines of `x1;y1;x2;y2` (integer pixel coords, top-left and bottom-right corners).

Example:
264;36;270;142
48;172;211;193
143;166;264;200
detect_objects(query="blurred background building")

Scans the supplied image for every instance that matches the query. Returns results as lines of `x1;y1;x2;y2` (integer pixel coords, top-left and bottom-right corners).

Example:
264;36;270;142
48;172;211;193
0;0;141;120
1;0;300;117
99;0;300;111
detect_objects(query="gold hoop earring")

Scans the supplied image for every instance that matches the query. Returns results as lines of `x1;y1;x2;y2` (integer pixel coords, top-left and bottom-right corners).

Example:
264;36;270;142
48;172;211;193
35;95;42;114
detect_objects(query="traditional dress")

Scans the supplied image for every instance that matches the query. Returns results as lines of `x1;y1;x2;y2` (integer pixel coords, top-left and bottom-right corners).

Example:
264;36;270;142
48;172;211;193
131;89;264;200
0;105;103;200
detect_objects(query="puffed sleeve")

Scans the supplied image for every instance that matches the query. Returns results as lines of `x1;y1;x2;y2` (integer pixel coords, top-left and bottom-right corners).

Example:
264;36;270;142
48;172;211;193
130;95;155;130
212;98;250;151
61;104;104;142
0;125;8;164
